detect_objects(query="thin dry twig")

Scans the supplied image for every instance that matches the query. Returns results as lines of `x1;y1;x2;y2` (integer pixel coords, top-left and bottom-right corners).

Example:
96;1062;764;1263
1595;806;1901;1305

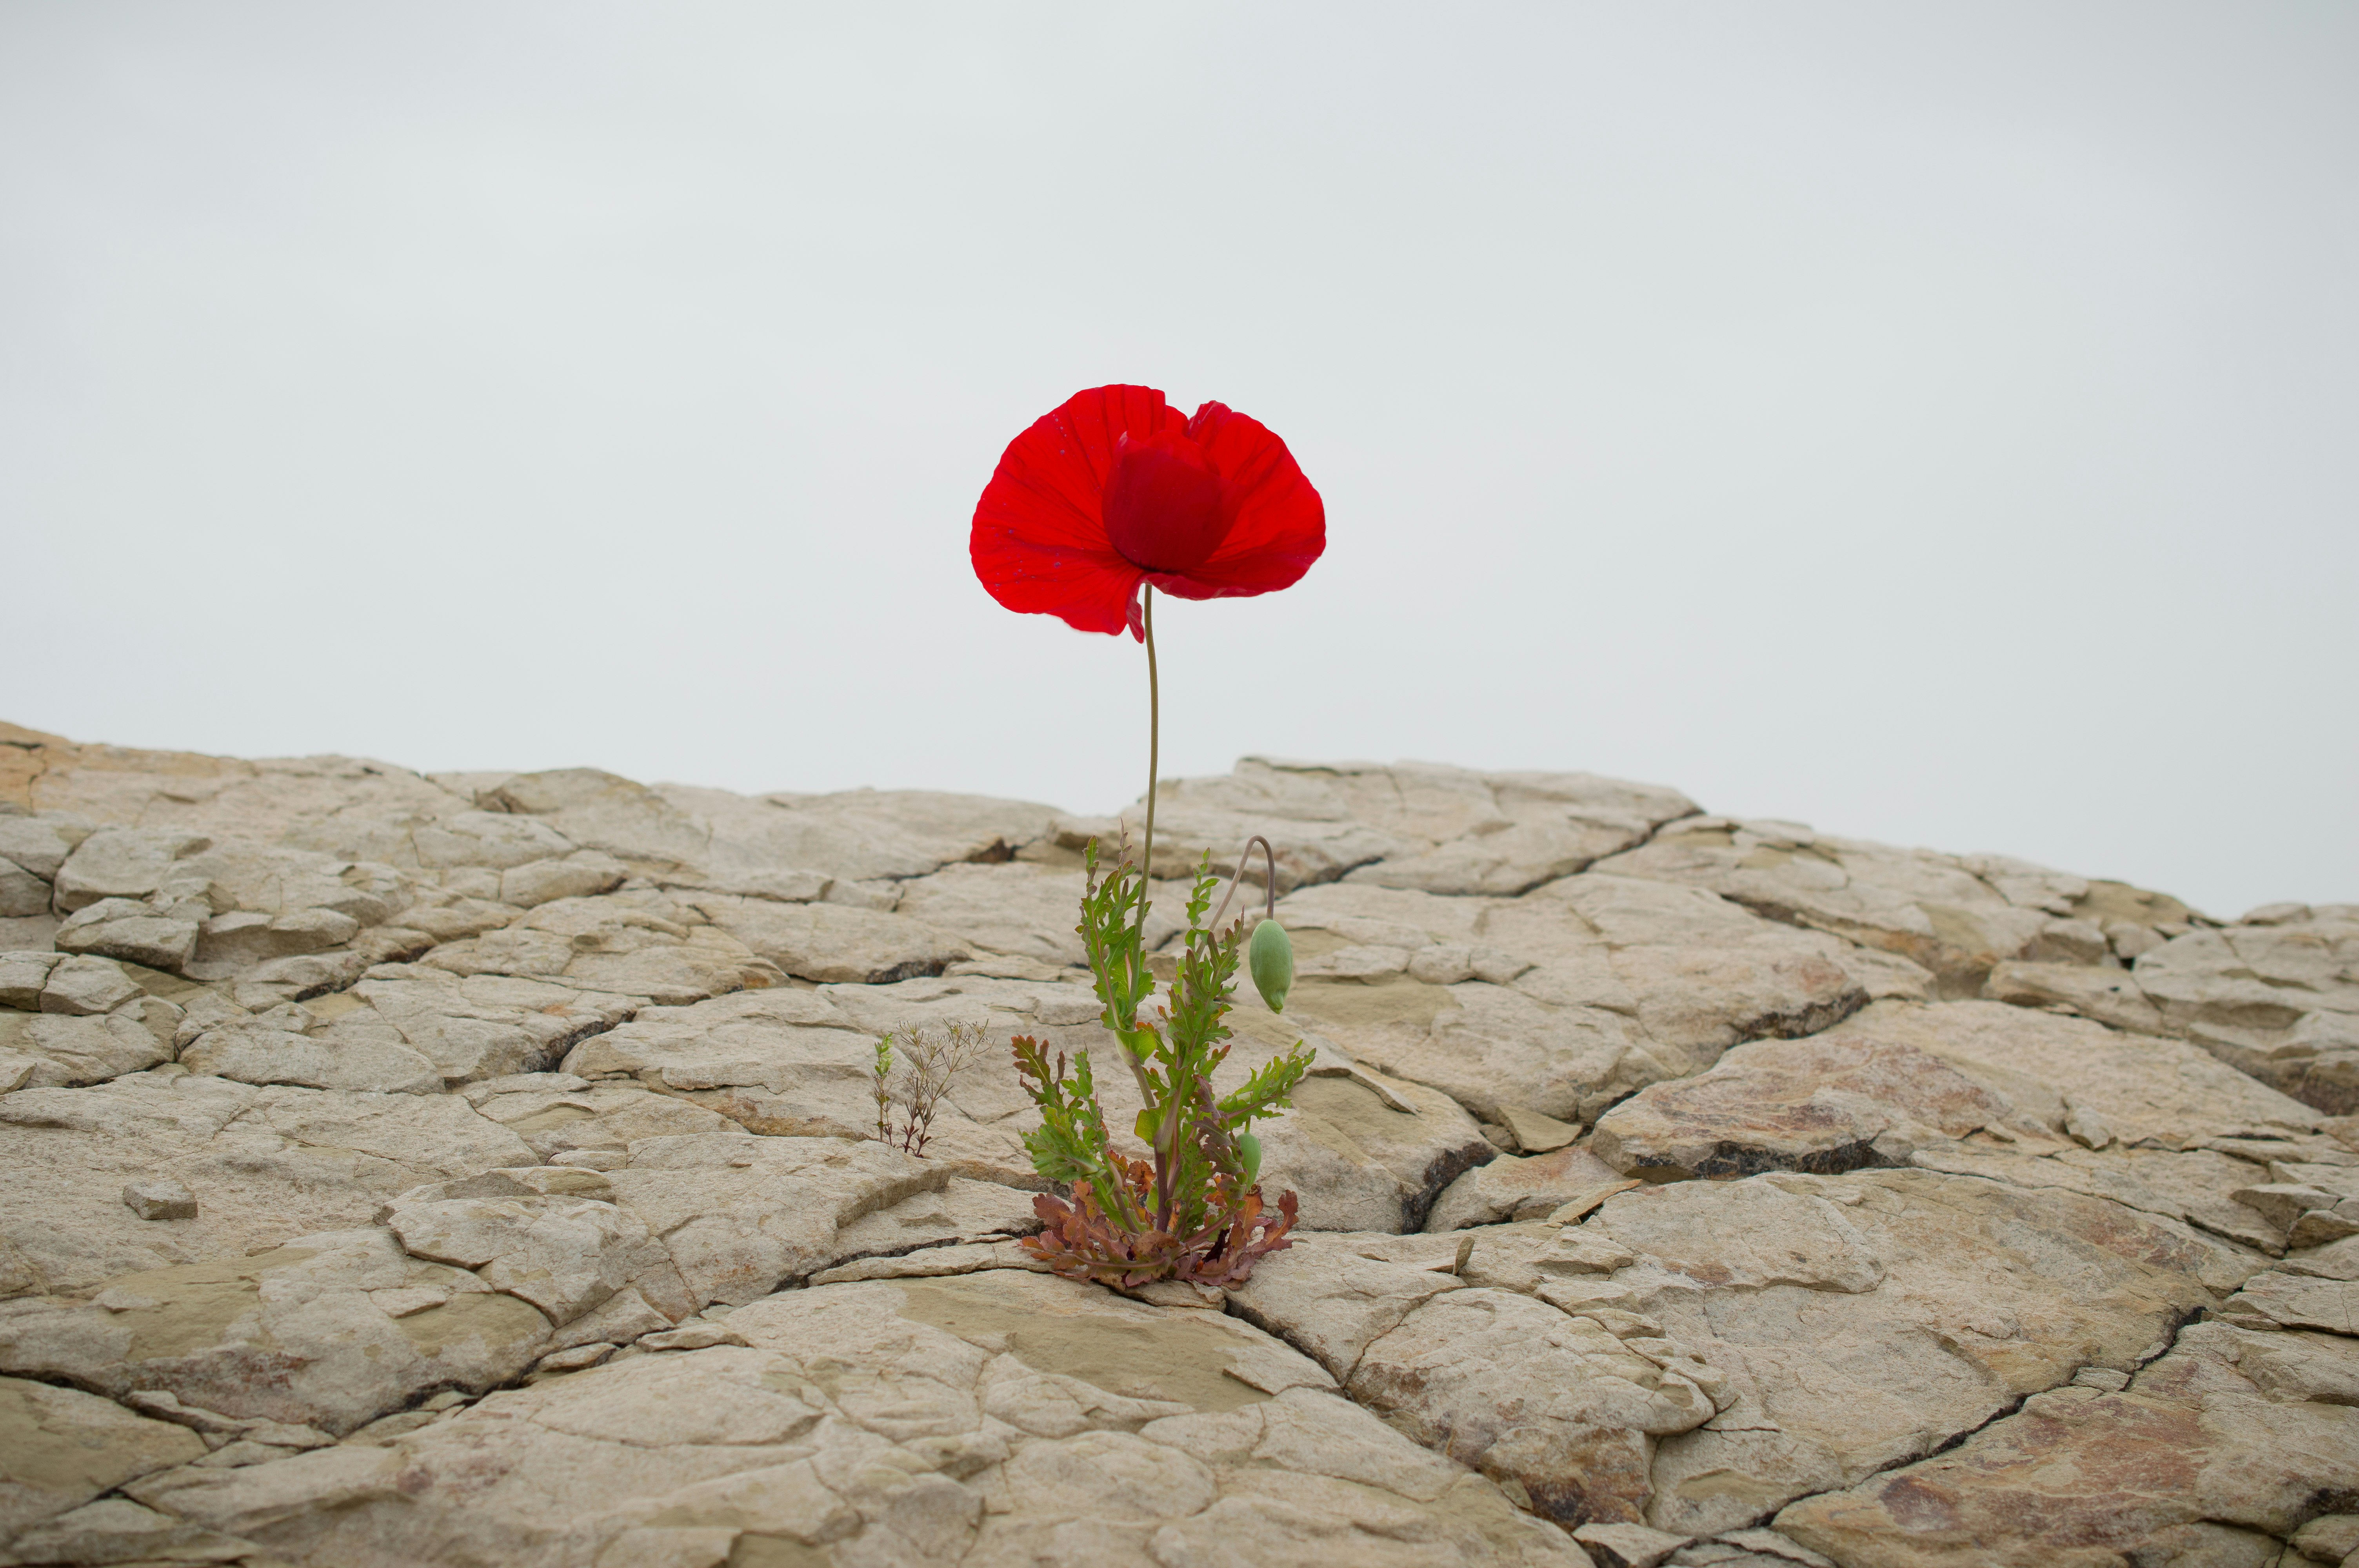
871;1020;987;1156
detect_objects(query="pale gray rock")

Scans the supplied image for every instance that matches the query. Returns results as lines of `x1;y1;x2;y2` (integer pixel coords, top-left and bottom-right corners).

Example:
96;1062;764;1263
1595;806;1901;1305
12;731;2353;1567
1981;958;2167;1034
1621;1169;2247;1537
51;827;212;912
411;809;578;871
0;815;78;882
0;1008;172;1089
225;947;376;1011
683;891;970;984
1267;876;1870;1128
0;1227;551;1434
2218;1268;2359;1334
636;1321;749;1351
545;1285;673;1354
0;1076;535;1298
107;1269;1572;1568
1594;819;2138;996
823;1176;1043;1269
1821;999;2322;1147
599;1133;950;1304
1224;1230;1472;1379
423;891;782;1006
560;984;853;1074
0;1374;207;1540
683;865;832;902
471;769;716;872
1501;1103;1585;1153
555;984;962;1149
26;748;471;870
1347;976;1656;1126
181;1020;444;1095
2135;911;2359;1113
395;889;524;942
1350;1284;1719;1526
0;1494;256;1567
1067;758;1414;892
0;913;58;953
53;897;203;970
1520;874;1868;1072
1593;1177;1885;1295
384;1193;690;1325
2229;1181;2341;1232
1589;1001;2323;1251
890;859;1186;969
177;840;414;926
1427;1145;1641;1231
0;857;47;920
1575;1521;1692;1568
343;964;640;1083
455;1081;741;1163
1233;1224;1719;1528
1345;767;1699;897
1774;1322;2359;1568
188;906;359;975
0;950;61;1009
500;850;628;907
1910;1140;2291;1254
2293;1516;2359;1566
810;1238;1052;1284
1246;1062;1498;1232
1589;1031;2028;1180
706;780;1061;881
481;767;1057;886
36;953;144;1015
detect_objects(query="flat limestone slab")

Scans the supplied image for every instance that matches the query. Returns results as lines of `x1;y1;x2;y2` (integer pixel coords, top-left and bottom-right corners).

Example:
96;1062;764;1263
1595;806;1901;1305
98;1270;1583;1568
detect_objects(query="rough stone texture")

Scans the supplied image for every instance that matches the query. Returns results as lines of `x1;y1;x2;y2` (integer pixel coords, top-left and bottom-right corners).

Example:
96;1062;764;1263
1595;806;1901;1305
0;1375;206;1539
0;1228;553;1435
1427;1145;1641;1230
0;1073;536;1297
90;1269;1585;1568
3;726;2354;1568
1774;1322;2359;1567
1614;1169;2252;1539
2134;910;2359;1114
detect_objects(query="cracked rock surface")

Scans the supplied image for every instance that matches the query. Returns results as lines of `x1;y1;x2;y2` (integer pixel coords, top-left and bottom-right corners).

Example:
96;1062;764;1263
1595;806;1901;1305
1;720;2355;1567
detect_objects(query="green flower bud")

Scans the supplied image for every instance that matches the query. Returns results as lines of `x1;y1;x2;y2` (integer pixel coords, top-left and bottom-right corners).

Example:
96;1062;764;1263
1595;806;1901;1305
1249;918;1294;1013
1235;1130;1262;1190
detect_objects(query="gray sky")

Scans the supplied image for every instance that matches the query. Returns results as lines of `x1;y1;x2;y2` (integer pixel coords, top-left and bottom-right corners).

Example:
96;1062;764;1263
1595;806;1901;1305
4;2;2353;920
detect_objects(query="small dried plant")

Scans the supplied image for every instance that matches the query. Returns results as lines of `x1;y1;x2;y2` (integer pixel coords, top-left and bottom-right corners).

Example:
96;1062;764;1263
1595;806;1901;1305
870;1020;987;1156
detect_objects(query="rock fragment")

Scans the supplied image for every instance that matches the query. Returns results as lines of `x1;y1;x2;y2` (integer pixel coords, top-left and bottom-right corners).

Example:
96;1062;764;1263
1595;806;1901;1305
121;1178;198;1221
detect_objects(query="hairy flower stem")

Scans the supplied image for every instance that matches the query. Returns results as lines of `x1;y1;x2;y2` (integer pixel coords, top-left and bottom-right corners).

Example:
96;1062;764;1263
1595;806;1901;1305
1138;585;1185;1225
1139;584;1159;939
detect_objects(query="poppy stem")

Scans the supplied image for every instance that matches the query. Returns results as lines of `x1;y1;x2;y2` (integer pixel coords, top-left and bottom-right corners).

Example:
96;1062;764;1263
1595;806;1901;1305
1139;585;1158;941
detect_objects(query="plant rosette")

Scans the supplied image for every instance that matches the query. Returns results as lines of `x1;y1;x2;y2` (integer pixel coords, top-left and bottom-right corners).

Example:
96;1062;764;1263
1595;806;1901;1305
970;383;1325;1287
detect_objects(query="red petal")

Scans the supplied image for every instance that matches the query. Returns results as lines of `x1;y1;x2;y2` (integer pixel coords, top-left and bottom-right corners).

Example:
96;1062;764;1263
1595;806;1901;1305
1147;402;1325;601
971;386;1184;636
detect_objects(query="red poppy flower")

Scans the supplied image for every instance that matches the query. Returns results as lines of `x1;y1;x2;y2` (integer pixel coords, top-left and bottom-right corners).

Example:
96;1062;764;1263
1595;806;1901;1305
971;385;1325;639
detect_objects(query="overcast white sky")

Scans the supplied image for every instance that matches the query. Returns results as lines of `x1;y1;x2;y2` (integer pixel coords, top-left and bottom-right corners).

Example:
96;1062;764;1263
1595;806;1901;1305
3;3;2352;919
